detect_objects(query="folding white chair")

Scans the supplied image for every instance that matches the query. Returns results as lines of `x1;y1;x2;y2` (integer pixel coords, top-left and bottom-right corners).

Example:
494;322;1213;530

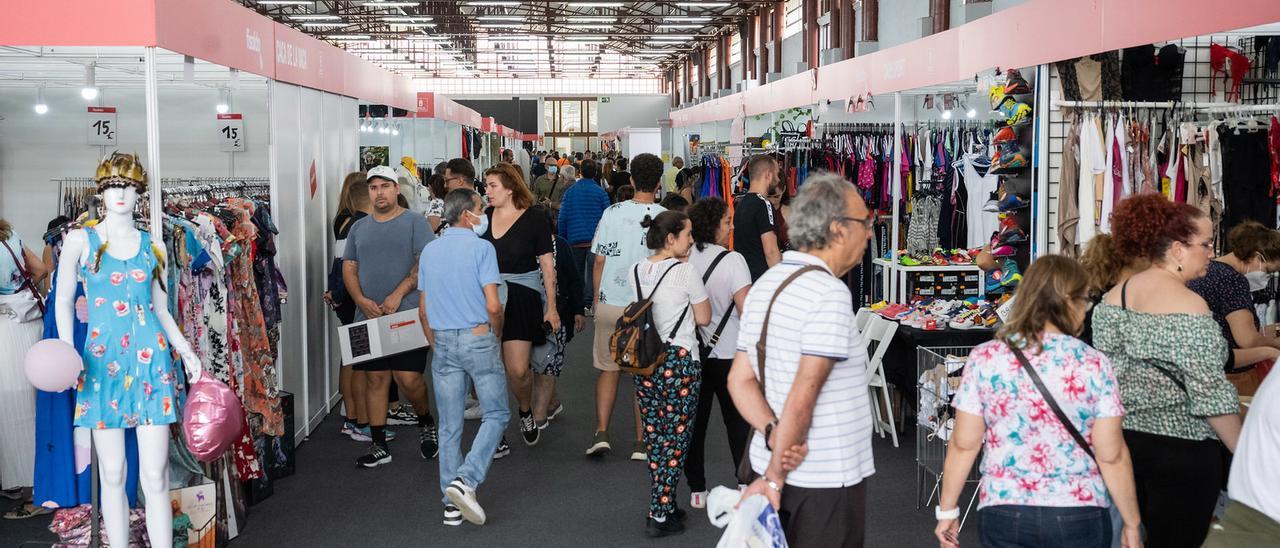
861;315;900;447
855;307;874;333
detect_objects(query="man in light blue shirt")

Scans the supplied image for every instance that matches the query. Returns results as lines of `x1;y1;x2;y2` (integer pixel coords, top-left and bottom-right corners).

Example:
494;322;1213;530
417;188;509;528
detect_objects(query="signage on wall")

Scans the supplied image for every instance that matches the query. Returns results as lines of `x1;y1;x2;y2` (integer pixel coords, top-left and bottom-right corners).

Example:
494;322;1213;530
600;97;611;103
87;107;117;146
217;114;246;152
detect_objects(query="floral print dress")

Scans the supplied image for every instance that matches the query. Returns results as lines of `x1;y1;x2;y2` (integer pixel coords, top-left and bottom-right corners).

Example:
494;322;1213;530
75;229;181;429
952;334;1125;509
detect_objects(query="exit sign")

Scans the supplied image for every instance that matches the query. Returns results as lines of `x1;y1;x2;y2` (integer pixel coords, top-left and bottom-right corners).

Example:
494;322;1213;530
600;97;611;103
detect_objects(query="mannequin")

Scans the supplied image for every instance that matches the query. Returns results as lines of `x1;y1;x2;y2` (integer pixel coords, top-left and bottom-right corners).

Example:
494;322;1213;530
55;153;202;547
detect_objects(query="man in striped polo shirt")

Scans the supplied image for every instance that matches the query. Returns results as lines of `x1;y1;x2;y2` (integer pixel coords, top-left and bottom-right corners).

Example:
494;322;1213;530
728;173;877;548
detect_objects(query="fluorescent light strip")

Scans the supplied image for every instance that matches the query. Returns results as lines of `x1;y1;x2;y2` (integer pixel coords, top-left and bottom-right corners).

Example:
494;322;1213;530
361;1;419;6
564;24;613;29
464;1;520;5
568;2;624;7
658;24;705;29
324;34;373;40
383;16;432;22
567;16;617;22
301;22;346;28
676;1;731;7
479;23;525;28
565;36;608;41
258;0;312;5
290;14;342;20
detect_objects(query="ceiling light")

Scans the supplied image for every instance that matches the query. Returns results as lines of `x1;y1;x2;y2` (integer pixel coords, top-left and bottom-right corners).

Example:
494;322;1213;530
568;2;625;6
302;22;345;28
325;34;372;40
658;24;705;29
479;23;525;28
566;36;608;41
391;123;400;136
568;17;617;22
216;88;231;114
257;0;313;5
649;35;694;41
361;1;419;6
81;63;98;101
670;16;712;21
464;1;520;5
289;14;342;20
34;86;48;115
565;24;613;29
478;15;523;21
404;35;449;41
676;2;732;7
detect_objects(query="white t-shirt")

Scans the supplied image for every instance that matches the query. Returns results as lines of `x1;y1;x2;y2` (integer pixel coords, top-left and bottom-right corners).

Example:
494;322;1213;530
960;154;1000;248
688;244;751;359
629;258;708;356
1229;369;1280;522
592;200;666;306
737;251;875;489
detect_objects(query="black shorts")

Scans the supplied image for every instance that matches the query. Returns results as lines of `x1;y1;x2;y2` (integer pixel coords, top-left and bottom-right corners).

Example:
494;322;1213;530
352;348;429;373
502;283;548;345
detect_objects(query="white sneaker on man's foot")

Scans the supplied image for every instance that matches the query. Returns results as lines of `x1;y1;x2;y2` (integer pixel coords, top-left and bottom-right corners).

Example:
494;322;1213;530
443;504;463;526
446;477;486;525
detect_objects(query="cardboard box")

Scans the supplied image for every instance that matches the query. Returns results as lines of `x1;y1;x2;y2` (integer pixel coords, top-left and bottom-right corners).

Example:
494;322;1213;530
338;308;430;366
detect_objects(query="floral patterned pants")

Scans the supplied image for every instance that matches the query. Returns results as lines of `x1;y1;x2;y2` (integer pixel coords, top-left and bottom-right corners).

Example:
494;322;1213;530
633;345;701;519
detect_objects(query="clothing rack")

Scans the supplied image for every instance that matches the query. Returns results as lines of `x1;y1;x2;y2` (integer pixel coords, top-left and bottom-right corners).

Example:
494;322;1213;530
161;178;270;199
1053;100;1271;110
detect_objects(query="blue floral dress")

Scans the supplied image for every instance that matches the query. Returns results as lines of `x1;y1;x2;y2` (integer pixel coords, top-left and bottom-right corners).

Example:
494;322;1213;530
74;229;180;429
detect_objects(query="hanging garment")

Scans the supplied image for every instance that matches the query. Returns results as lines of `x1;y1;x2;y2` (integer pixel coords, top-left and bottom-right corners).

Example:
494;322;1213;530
1101;115;1117;234
1077;114;1107;247
1220;125;1278;239
961;154;1000;247
1058;119;1083;257
906;193;942;256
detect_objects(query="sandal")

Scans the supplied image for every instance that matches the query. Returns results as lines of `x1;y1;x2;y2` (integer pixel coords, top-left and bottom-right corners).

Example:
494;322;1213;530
3;504;53;520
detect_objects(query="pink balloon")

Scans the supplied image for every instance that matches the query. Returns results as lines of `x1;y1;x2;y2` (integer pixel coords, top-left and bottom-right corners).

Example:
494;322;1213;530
24;339;85;392
182;379;245;462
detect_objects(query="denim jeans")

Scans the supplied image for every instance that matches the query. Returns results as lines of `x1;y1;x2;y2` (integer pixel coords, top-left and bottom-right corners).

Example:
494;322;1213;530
569;245;595;305
431;328;510;505
978;505;1111;548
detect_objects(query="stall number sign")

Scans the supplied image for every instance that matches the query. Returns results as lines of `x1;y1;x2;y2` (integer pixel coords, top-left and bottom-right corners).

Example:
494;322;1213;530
217;114;246;152
87;107;117;146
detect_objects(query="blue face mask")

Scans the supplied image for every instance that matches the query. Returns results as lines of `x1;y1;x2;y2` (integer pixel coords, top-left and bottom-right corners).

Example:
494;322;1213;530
548;166;559;175
468;209;489;236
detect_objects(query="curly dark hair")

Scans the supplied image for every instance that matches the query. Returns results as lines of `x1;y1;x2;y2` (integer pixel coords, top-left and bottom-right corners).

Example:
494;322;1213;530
630;153;664;193
1111;193;1206;263
687;196;727;251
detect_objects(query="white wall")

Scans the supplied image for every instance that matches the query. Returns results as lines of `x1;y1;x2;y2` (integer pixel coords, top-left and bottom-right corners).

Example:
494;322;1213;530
0;86;270;244
597;95;670;134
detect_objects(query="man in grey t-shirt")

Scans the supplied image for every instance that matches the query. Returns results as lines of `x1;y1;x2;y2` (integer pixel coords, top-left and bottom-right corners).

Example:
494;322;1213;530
343;165;438;468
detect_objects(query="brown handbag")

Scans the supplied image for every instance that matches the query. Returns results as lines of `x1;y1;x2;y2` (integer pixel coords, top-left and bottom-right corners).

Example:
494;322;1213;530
736;265;825;484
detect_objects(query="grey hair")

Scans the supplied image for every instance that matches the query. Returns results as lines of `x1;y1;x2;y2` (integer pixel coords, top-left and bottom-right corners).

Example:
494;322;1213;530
443;188;480;224
789;172;858;251
561;165;577;180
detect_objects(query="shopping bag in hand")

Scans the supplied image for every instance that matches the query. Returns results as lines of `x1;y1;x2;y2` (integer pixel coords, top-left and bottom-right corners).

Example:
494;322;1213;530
707;486;789;548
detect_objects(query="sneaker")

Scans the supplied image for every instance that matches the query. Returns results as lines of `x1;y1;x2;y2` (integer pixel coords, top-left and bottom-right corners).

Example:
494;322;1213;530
493;437;511;460
546;403;565;422
443;504;463;526
1000;101;1033;126
630;440;646;461
356;444;392;468
1003;68;1032;95
645;515;686;538
420;424;439;460
387;406;418;426
446;477;487;525
536;419;550;431
464;400;483;421
993;125;1018;144
341;420;358;437
349;425;395;443
982;191;1000;213
690;491;708;509
585;431;611;456
519;410;540;446
997;193;1028;212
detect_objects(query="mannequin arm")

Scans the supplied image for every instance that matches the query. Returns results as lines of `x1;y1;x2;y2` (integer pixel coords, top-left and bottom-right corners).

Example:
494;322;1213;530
149;241;202;382
55;229;88;347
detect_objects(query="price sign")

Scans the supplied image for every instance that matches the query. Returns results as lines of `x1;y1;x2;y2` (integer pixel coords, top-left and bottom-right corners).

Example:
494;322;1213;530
87;107;117;145
217;114;245;152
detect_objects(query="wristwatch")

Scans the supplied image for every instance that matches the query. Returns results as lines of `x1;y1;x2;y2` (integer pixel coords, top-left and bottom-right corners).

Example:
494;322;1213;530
764;420;778;451
935;506;960;520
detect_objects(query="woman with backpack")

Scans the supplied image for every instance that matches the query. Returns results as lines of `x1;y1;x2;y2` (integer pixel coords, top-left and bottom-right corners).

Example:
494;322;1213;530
629;210;711;538
682;197;753;511
934;255;1142;548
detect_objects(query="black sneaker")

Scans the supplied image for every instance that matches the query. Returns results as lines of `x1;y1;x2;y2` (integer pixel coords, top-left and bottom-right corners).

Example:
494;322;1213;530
493;437;511;460
443;504;463;526
519;410;540;446
387;406;418;426
645;516;686;538
671;507;687;523
419;424;439;460
356;444;392;468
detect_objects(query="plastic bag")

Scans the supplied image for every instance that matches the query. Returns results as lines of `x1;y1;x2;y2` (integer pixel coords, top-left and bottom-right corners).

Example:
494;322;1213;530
707;486;789;548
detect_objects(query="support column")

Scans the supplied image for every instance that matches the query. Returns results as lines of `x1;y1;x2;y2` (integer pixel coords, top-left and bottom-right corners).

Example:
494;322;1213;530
861;0;878;42
757;11;767;85
144;47;162;233
804;0;819;69
830;0;841;53
929;0;950;34
772;2;783;75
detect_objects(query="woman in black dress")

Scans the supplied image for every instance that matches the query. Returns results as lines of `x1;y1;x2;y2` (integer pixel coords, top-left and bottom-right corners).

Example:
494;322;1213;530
482;163;561;447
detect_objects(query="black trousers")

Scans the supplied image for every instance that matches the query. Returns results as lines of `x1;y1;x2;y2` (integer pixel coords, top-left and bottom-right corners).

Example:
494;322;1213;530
685;357;751;492
779;482;867;548
1124;429;1224;548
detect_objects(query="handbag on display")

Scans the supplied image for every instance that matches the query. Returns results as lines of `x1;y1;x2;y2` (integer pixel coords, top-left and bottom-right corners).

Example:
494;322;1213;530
736;265;826;485
0;240;45;322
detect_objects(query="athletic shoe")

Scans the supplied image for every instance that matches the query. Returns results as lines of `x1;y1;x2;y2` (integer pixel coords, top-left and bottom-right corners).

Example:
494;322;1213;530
387;406;418;426
356;444;392;468
464;400;483;421
536;419;550;431
988;84;1008;111
443;504;463;527
990;245;1016;257
690;491;708;509
631;440;647;461
546;403;565;422
420;424;440;460
341;420;358;437
982;191;1000;212
349;425;395;443
1000;101;1033;126
645;516;686;538
493;437;511;460
997;193;1028;212
519;410;540;446
1003;68;1032;95
446;477;487;525
993;126;1018;144
586;431;611;456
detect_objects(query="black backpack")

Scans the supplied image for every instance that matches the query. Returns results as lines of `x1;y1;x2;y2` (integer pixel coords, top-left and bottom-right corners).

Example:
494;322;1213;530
610;264;688;376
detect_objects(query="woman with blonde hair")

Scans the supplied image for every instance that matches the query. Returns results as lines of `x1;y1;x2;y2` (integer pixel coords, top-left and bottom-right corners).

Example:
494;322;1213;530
935;255;1142;548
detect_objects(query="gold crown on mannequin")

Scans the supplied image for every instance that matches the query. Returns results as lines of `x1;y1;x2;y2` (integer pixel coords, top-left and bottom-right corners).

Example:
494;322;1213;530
94;152;148;193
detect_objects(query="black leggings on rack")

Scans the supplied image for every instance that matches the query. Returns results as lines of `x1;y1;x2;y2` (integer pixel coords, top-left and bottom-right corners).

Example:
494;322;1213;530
1219;126;1277;239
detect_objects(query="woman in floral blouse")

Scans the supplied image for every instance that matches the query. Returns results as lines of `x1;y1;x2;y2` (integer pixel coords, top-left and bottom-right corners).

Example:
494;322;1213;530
935;255;1142;548
1091;194;1243;548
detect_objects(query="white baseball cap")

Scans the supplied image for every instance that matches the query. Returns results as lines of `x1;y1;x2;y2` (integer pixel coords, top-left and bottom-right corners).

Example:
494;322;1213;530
367;165;397;183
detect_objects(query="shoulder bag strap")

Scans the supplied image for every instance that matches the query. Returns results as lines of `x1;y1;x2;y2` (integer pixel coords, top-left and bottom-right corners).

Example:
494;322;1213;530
755;265;825;390
1;240;45;313
697;250;735;347
701;250;731;284
1010;344;1096;461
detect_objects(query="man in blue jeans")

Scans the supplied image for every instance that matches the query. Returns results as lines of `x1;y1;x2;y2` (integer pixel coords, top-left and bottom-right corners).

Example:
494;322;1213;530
418;188;510;527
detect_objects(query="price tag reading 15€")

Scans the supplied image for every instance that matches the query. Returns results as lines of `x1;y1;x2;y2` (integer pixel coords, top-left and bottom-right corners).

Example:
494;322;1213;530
217;114;245;152
87;106;117;146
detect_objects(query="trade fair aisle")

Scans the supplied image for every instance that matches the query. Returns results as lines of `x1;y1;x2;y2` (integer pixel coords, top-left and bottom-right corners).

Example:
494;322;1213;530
0;330;975;547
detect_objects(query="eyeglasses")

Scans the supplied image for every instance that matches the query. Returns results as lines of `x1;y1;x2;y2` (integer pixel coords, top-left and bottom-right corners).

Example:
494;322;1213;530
838;216;875;230
1181;240;1214;252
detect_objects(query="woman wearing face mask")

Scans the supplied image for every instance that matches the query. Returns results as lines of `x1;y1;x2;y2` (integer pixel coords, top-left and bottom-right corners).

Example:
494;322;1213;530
1188;220;1280;395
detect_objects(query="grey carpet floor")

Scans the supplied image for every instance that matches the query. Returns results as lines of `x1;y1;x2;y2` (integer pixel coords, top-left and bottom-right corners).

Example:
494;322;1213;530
1;324;980;547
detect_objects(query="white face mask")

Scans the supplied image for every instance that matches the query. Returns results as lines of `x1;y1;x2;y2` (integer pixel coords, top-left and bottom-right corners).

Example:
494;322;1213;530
1247;270;1271;292
468;209;489;236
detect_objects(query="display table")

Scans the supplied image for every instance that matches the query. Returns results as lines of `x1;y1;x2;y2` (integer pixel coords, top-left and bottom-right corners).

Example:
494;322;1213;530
872;258;985;304
882;323;995;424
